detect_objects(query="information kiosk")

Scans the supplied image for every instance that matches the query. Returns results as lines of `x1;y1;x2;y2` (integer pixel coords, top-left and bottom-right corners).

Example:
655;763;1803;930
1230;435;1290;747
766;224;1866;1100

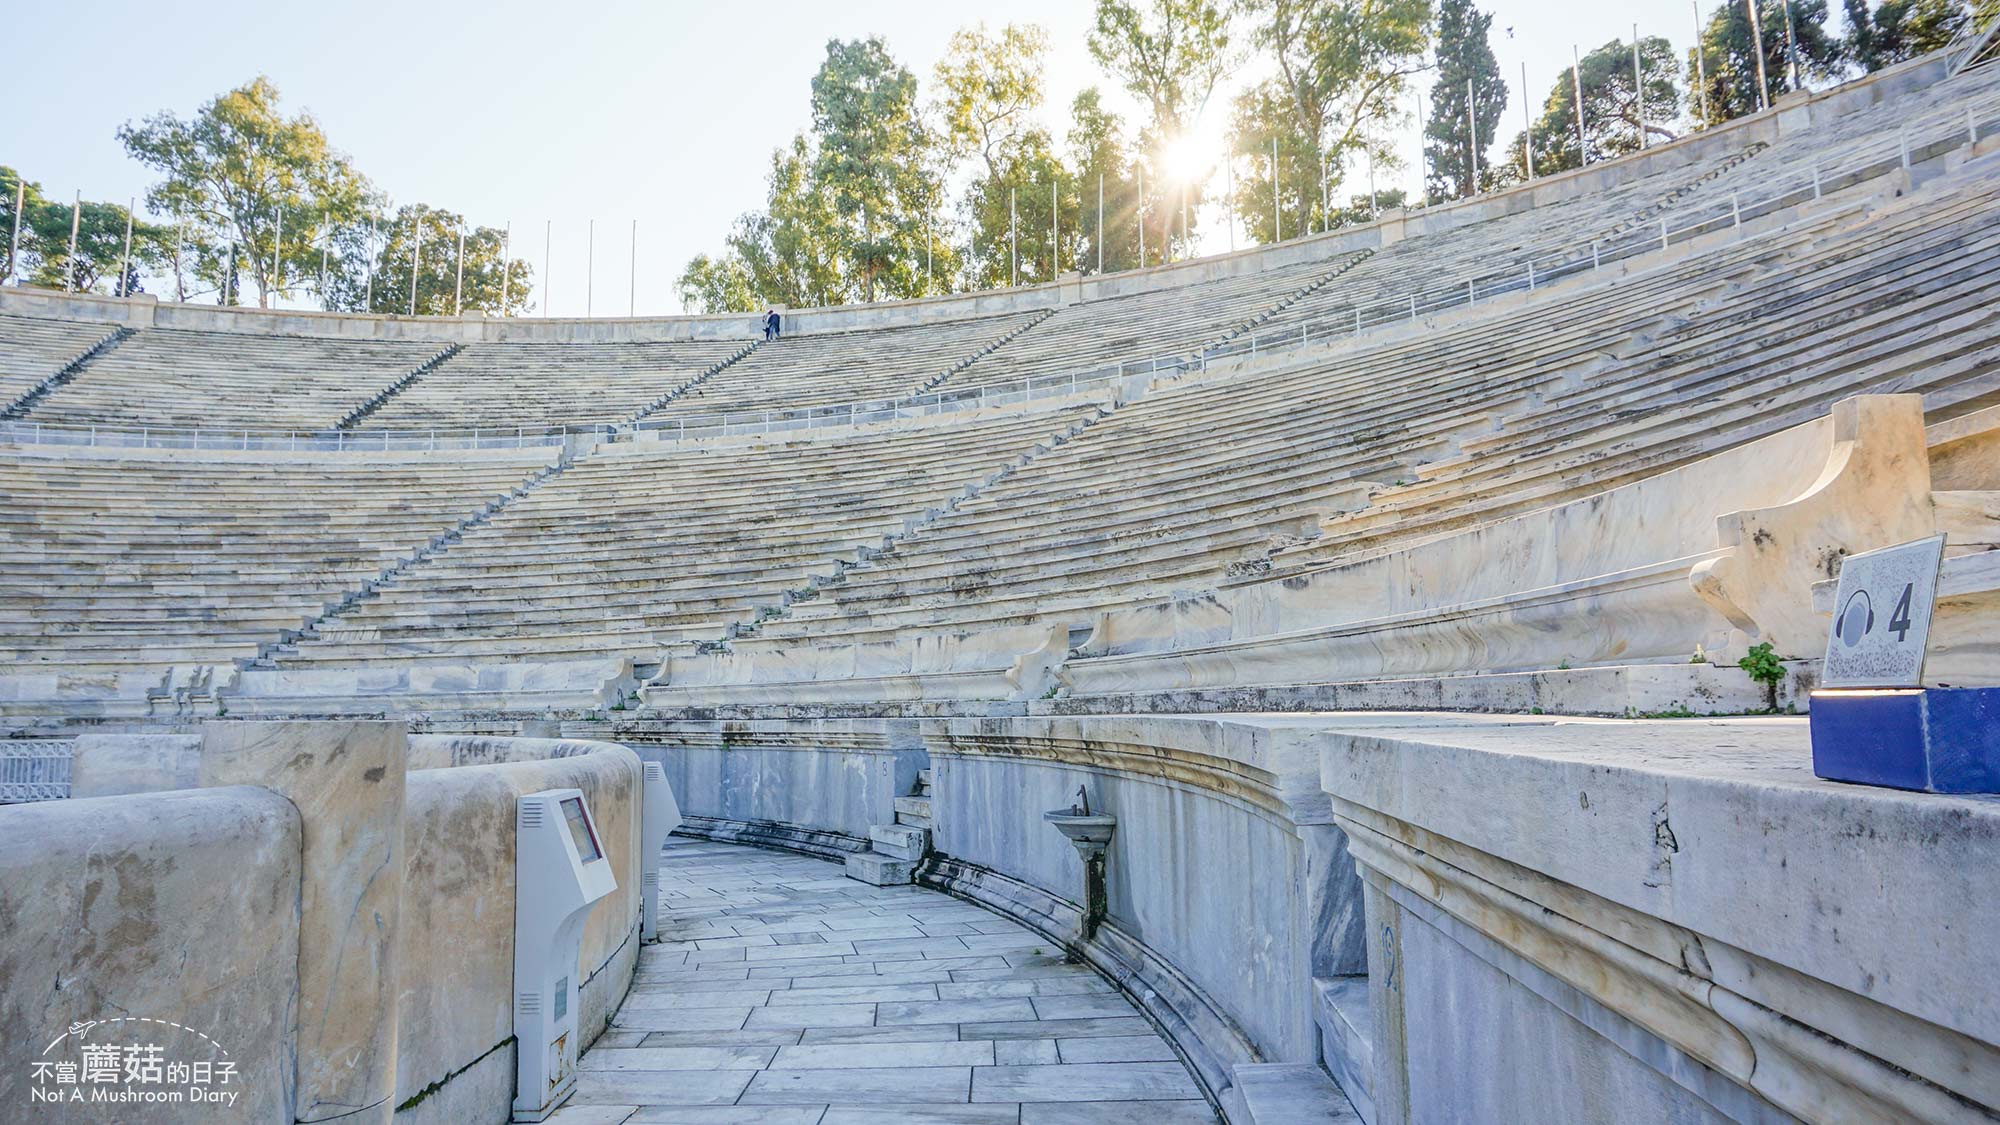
640;761;683;942
513;788;617;1121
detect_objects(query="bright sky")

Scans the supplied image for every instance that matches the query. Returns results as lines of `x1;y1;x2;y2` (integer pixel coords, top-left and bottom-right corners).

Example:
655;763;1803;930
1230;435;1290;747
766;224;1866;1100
13;0;1797;316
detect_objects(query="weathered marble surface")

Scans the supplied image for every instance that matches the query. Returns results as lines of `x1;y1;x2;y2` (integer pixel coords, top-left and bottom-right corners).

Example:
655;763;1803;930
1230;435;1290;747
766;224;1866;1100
0;786;301;1123
1311;710;2000;1123
1692;393;1937;657
199;720;407;1124
576;839;1219;1123
396;740;644;1125
67;732;200;796
626;719;924;845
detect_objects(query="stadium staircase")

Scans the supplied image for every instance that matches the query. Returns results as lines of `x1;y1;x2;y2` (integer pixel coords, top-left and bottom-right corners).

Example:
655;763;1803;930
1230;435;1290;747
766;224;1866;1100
1;326;133;420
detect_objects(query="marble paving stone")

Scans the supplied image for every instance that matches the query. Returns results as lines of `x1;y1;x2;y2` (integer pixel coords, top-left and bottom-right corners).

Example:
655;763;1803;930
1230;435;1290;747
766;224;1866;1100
957;933;1057;955
786;967;955;989
996;1039;1061;1065
852;936;977;957
799;1024;965;1045
972;1062;1206;1103
1004;952;1074;969
740;1066;975;1105
578;1046;777;1071
744;942;858;961
749;960;889;979
640;1029;804;1048
744;1002;880;1028
632;974;766;993
959;1017;1156;1040
938;976;1114;1000
1057;1036;1179;1063
611;1007;752;1032
878;998;1038;1025
773;1040;996;1069
766;982;941;1005
570;1070;753;1106
635;966;749;982
543;1105;638;1125
1019;1101;1219;1124
591;841;1209;1125
875;955;1010;973
693;934;776;949
949;963;1094;983
619;989;772;1009
818;1106;1021;1124
1033;992;1144;1019
626;1107;826;1124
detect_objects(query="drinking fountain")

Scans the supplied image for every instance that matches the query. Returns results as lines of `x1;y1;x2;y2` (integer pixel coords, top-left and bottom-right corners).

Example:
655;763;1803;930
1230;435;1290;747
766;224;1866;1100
1043;785;1117;944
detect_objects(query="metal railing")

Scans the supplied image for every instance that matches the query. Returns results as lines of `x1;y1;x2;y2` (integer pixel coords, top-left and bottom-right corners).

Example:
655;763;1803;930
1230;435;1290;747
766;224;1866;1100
2;84;1992;457
0;419;605;452
0;740;74;803
1201;86;2000;370
626;357;1183;442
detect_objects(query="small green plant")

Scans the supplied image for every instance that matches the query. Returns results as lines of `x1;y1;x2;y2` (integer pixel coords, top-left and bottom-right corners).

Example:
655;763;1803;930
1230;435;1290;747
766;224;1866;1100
1737;641;1785;711
1556;658;1572;671
1689;645;1708;664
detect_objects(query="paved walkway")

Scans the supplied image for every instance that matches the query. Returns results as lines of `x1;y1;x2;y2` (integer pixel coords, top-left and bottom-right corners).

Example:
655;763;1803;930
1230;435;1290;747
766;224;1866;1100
553;837;1216;1125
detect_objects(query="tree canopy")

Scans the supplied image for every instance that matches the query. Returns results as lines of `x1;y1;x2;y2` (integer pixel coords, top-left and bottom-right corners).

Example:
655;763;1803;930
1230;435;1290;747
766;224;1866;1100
1425;0;1508;199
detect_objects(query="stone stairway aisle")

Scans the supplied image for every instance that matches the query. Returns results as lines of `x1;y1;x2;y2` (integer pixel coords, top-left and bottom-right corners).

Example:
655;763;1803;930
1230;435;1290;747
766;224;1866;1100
908;309;1060;397
245;451;589;668
845;768;934;886
709;410;1110;651
626;340;763;428
1;326;134;419
332;344;464;430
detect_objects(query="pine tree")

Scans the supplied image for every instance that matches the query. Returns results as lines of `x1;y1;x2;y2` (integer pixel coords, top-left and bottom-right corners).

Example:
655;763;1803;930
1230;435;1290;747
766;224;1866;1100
1424;0;1508;201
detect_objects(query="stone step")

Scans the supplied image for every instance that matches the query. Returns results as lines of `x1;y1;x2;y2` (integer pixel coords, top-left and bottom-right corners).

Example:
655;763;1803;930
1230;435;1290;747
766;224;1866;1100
843;850;916;886
917;768;933;791
869;824;930;861
892;795;933;827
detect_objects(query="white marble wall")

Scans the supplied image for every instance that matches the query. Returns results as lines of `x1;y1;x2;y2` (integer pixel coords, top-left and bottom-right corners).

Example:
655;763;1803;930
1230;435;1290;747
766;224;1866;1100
936;754;1320;1063
396;741;645;1125
0;786;303;1123
199;721;408;1124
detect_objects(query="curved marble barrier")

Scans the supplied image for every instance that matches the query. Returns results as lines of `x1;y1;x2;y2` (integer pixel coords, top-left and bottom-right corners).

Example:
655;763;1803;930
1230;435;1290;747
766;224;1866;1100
0;722;649;1125
607;710;2000;1125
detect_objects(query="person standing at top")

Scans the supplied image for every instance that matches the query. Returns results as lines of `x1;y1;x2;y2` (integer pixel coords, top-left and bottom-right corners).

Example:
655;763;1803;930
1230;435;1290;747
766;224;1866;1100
764;308;781;341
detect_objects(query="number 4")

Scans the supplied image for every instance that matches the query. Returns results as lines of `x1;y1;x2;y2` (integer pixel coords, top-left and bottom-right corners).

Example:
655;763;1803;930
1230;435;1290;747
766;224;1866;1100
1888;583;1914;643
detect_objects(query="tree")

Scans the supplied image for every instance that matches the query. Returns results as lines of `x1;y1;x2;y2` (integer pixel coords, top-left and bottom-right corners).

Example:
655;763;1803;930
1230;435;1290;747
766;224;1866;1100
676;253;761;315
933;24;1050;180
1229;0;1429;240
1509;37;1683;177
1;168;169;295
679;134;859;314
811;38;949;303
961;130;1086;289
1693;0;1843;124
119;77;372;308
336;205;532;317
1067;88;1145;274
1425;0;1508;200
1844;0;1970;71
0;167;49;285
1089;0;1237;260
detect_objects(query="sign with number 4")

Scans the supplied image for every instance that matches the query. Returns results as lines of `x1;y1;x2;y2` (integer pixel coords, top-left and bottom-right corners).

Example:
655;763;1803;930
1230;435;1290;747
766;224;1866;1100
1821;534;1947;689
